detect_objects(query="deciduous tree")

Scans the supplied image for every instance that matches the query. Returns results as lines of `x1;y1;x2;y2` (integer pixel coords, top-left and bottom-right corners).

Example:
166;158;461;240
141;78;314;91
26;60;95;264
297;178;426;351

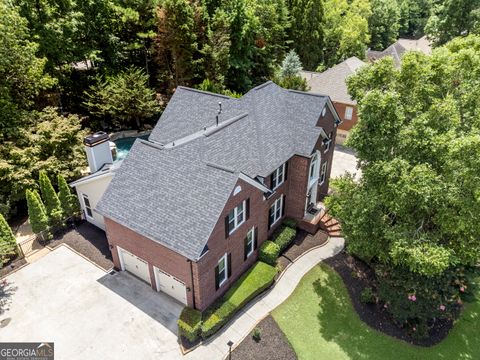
368;0;400;50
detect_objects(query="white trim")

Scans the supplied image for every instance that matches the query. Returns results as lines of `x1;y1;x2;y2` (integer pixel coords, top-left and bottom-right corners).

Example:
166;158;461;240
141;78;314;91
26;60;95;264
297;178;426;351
117;246;126;271
228;200;246;235
153;266;188;305
80;193;94;221
218;253;228;287
271;163;286;190
344;106;353;120
270;196;284;226
320;161;328;185
309;151;321;185
246;226;255;258
239;173;271;193
69;171;114;188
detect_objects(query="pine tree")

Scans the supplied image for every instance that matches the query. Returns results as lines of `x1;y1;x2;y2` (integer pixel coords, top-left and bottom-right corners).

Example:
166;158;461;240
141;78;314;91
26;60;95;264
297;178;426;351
39;171;61;216
57;174;79;218
0;213;17;267
32;190;46;215
26;189;49;235
280;49;303;78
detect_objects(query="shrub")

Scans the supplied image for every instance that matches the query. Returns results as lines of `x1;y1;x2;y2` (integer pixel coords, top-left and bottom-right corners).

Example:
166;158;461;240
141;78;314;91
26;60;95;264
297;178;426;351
360;287;376;304
201;262;277;338
0;214;17;267
39;171;61;216
252;328;261;342
58;174;79;218
283;218;297;229
177;307;202;342
273;226;296;252
26;189;49;235
259;241;280;266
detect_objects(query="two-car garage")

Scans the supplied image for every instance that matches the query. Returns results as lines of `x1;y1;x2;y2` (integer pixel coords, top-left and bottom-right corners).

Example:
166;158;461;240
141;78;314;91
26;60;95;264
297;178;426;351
117;247;187;305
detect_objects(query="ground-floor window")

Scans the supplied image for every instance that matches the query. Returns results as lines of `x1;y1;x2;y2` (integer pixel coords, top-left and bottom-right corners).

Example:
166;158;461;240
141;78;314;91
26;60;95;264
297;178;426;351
215;253;230;289
82;194;93;218
269;195;284;228
245;227;256;259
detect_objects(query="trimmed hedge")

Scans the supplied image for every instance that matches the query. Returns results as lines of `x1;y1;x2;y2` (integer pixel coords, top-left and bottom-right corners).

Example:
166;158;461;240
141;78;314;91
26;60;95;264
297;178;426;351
283;218;297;229
201;262;277;338
259;240;280;266
178;307;202;342
274;226;297;252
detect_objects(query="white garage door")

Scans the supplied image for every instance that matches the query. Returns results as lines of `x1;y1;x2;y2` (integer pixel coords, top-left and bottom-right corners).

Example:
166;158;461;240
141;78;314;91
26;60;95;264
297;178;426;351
154;267;187;305
118;248;151;285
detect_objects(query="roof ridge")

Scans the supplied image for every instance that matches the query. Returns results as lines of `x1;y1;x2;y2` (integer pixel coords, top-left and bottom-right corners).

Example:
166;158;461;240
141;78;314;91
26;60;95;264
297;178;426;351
205;162;236;173
176;86;233;99
204;113;248;137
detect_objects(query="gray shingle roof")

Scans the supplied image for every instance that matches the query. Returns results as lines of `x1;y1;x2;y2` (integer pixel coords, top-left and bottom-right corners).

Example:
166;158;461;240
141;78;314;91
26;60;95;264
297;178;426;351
300;57;365;105
366;36;432;67
96;82;333;260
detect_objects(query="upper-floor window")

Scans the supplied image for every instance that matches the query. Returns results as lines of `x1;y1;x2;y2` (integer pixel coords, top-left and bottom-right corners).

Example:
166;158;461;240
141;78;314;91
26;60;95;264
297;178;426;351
324;132;333;152
345;106;353;120
271;163;287;190
226;200;248;236
320;161;328;184
82;194;93;218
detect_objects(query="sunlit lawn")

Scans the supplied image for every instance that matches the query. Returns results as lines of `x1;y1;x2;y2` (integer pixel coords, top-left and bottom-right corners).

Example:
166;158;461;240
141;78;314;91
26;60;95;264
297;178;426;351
272;263;480;360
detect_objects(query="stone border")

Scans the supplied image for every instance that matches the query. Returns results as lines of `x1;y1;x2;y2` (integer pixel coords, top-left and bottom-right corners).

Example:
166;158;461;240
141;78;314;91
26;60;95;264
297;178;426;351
109;130;151;141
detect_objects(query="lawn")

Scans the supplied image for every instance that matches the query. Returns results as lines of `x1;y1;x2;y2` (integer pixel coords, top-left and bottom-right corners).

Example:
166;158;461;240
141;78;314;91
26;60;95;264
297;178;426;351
272;263;480;360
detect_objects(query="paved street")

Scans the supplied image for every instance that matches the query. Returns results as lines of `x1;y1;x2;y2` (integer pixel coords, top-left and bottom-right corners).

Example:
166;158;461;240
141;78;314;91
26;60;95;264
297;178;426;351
331;145;361;180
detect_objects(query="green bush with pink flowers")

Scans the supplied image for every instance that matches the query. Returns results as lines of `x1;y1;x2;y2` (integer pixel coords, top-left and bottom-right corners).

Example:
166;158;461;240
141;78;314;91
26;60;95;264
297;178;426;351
376;264;478;338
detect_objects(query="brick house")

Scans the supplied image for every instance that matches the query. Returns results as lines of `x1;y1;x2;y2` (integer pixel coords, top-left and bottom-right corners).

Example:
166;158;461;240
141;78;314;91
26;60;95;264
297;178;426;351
82;82;341;311
301;57;366;145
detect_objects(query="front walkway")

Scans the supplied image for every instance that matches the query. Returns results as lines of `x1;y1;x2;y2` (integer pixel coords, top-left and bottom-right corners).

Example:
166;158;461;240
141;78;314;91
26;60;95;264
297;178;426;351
184;237;345;360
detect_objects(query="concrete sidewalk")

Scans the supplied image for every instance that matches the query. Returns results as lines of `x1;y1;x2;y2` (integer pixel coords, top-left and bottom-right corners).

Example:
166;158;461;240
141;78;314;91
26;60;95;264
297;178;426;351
184;237;345;360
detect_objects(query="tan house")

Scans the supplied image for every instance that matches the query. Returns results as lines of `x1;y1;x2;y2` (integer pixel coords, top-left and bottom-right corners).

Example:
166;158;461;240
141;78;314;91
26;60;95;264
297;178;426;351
301;57;366;145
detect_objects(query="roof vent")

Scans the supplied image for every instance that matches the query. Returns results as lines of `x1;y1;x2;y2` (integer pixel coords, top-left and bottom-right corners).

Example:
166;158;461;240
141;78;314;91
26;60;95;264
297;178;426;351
218;102;222;114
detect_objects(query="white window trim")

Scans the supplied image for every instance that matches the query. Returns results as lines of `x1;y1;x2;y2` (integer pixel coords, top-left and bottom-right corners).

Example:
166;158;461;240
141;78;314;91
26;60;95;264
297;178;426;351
270;196;284;226
309;152;320;186
320;161;328;185
218;253;228;287
271;163;286;190
324;133;333;153
228;200;246;235
81;193;94;220
345;106;353;120
246;227;255;258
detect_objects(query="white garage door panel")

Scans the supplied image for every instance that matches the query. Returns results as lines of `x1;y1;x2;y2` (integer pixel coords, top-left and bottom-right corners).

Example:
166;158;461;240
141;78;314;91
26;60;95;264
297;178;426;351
118;248;151;285
154;267;187;305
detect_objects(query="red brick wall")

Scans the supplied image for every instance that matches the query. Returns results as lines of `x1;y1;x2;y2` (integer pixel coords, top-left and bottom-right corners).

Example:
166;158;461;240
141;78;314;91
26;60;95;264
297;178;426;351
334;102;358;131
104;217;195;307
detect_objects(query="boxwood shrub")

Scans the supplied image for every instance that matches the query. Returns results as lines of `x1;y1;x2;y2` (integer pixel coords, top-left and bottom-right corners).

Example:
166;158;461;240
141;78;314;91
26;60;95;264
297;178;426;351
201;262;277;339
259;240;280;266
178;307;202;342
283;218;297;229
273;226;297;252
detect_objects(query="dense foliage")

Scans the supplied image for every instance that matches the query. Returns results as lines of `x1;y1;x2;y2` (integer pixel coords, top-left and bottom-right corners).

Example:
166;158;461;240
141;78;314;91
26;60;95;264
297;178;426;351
0;214;17;267
326;36;480;336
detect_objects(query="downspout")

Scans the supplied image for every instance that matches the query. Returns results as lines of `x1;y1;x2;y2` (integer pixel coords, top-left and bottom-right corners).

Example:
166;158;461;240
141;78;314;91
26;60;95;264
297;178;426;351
188;259;196;309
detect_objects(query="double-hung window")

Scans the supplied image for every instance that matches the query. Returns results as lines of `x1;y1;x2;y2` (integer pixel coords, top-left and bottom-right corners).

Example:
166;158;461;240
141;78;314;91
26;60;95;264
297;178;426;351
244;227;256;259
320;161;328;184
82;194;93;218
345;106;353;120
271;163;286;190
269;196;284;228
227;200;246;235
216;253;229;289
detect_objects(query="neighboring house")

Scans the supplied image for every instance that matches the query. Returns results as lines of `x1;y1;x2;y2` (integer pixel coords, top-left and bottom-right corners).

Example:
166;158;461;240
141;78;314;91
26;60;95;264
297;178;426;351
366;36;432;67
73;82;340;311
301;57;366;145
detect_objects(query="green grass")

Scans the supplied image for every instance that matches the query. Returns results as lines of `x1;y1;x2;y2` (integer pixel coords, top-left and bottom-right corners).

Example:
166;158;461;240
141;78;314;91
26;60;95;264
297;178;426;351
272;263;480;360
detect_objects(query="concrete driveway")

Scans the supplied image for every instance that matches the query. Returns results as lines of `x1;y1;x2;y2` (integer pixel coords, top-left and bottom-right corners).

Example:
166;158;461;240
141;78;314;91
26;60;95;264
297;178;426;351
331;144;361;180
0;246;184;360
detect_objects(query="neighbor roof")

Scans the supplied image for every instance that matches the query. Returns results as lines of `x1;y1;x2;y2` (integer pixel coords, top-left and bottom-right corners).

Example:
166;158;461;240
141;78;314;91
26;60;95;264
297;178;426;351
300;57;366;105
96;82;335;260
366;36;432;67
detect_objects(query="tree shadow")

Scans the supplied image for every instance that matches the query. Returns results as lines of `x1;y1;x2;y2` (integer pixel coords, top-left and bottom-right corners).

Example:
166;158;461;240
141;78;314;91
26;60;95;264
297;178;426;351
0;279;18;317
312;265;480;360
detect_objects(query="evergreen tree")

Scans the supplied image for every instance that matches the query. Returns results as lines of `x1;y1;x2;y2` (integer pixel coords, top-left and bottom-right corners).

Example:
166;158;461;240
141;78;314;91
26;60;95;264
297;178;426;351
0;213;17;267
280;49;303;78
32;190;46;215
26;189;49;235
57;174;79;218
38;171;61;217
287;0;324;70
274;49;309;90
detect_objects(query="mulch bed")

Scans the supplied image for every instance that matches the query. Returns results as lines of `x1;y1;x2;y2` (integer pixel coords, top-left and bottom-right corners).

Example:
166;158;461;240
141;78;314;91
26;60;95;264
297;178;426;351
49;222;113;270
0;257;27;278
277;229;329;272
231;315;297;360
323;251;453;346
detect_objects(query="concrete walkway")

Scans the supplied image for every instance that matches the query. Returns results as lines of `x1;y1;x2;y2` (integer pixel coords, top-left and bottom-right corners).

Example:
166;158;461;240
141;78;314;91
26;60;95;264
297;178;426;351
184;237;345;360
